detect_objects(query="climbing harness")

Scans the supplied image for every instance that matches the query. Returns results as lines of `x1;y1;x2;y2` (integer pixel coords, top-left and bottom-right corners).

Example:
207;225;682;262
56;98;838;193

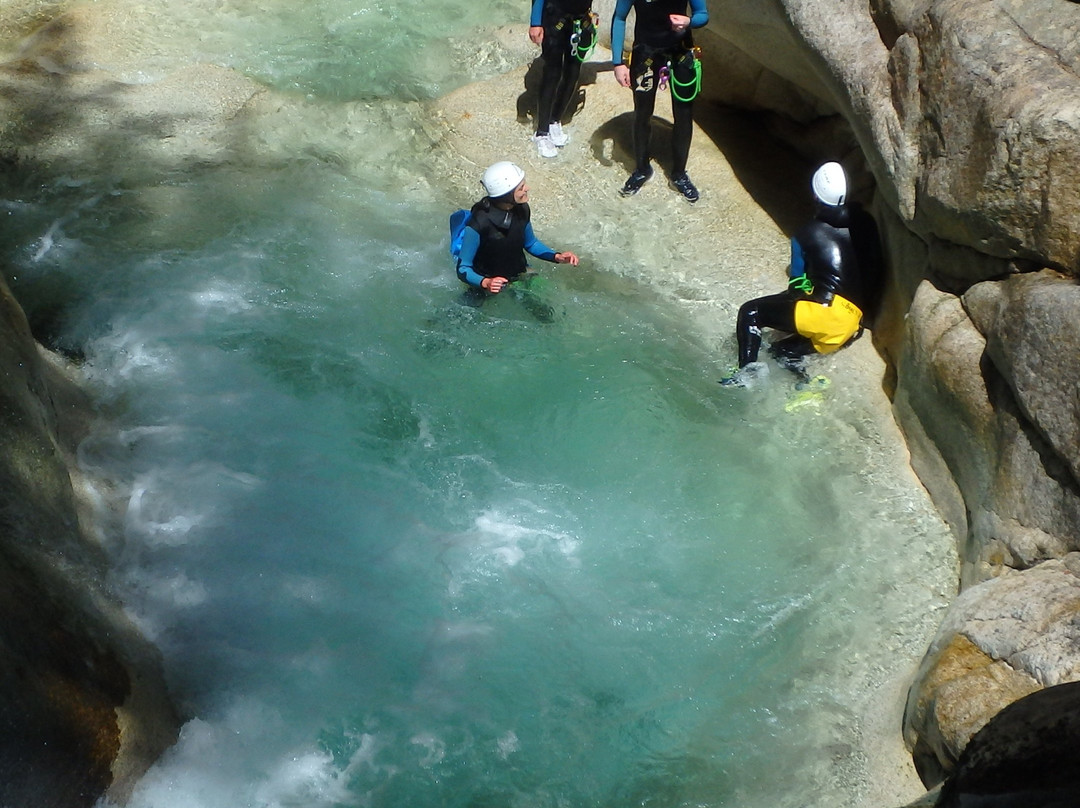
571;13;599;62
670;47;703;102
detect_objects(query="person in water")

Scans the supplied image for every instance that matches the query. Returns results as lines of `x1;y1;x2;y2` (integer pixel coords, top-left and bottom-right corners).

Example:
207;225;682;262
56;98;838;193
611;0;709;202
456;161;580;313
722;162;883;386
529;0;596;158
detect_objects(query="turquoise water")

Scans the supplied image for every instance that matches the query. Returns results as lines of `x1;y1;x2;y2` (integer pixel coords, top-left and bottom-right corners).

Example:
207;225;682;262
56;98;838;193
1;2;956;806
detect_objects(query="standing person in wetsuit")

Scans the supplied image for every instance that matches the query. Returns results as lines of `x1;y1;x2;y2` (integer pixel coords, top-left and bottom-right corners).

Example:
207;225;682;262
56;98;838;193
611;0;709;202
456;161;580;313
529;0;596;158
722;162;883;386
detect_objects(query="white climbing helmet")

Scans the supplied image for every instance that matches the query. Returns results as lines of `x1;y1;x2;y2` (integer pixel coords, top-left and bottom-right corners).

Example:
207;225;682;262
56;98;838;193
811;161;847;206
481;161;526;198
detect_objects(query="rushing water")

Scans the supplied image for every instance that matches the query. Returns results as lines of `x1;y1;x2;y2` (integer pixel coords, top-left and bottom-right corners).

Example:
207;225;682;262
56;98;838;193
1;2;957;806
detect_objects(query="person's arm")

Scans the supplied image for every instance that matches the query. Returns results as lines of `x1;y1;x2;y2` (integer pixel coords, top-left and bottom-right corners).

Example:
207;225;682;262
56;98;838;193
787;236;815;295
529;0;545;44
530;0;545;26
610;0;633;65
524;223;580;266
670;0;707;35
458;227;511;292
456;227;489;287
787;237;805;278
688;0;709;28
611;0;635;86
522;222;558;263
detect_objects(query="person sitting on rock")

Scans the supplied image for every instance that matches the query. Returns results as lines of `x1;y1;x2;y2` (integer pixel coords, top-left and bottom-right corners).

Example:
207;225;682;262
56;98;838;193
722;161;883;386
529;0;596;158
611;0;709;202
455;161;580;316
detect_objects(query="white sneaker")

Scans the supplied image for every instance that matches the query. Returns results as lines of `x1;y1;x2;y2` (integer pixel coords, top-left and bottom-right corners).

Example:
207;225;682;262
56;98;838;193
534;134;558;158
548;122;569;147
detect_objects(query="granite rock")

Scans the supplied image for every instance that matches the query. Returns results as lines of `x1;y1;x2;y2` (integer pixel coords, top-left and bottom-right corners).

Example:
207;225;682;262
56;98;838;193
903;557;1080;785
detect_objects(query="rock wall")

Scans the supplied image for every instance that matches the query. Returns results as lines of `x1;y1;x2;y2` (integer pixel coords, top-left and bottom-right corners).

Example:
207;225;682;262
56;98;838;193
0;5;273;801
674;0;1080;790
0;272;179;806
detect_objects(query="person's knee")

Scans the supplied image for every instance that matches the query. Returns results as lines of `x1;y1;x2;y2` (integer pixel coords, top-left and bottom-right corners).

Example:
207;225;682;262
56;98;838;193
770;335;814;360
736;299;760;324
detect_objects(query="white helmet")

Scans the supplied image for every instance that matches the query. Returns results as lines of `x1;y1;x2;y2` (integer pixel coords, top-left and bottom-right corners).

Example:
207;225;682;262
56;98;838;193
481;161;525;198
811;162;847;206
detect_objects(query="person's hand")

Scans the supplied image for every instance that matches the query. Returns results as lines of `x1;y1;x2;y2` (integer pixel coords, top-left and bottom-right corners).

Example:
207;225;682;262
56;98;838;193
529;26;543;45
614;64;631;88
669;14;690;32
555;251;579;266
482;276;509;293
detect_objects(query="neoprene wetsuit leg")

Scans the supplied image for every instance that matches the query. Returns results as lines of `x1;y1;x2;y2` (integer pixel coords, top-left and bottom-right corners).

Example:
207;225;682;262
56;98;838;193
736;291;798;367
630;70;658;173
536;11;587;135
669;51;696;176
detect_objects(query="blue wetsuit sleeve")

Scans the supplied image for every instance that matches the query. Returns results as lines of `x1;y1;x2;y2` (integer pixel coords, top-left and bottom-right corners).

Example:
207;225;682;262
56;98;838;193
455;226;487;287
689;0;709;29
611;0;633;65
530;0;545;27
523;222;558;262
788;237;805;278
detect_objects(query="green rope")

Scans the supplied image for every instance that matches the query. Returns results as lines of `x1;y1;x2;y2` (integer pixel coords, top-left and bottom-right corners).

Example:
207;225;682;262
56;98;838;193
789;275;814;295
670;55;702;102
573;18;597;62
575;36;597;62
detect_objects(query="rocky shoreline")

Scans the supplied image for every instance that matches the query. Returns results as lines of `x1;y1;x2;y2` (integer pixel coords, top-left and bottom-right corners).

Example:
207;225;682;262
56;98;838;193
2;0;1079;805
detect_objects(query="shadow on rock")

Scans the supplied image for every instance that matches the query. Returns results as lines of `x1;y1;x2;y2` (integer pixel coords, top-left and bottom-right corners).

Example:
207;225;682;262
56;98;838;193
516;55;612;131
936;681;1080;808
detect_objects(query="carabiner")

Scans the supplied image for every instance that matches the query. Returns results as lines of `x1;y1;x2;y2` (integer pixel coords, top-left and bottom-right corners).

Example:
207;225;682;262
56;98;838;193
573;14;598;62
658;63;670;92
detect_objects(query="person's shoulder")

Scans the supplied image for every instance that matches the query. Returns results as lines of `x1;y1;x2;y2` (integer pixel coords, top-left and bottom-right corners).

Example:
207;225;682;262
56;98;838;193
794;217;829;242
469;198;492;224
815;203;853;229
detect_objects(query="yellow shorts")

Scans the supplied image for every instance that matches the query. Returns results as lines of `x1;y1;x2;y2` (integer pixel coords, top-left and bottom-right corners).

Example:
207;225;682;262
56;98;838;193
794;294;863;354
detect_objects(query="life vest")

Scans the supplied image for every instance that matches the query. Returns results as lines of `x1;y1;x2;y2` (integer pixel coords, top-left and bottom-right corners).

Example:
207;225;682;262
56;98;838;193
466;200;531;280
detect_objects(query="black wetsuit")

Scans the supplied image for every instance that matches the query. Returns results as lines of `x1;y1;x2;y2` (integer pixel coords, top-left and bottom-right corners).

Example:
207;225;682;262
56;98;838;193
456;200;557;288
454;199;560;320
736;202;882;370
531;0;595;136
611;0;709;177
